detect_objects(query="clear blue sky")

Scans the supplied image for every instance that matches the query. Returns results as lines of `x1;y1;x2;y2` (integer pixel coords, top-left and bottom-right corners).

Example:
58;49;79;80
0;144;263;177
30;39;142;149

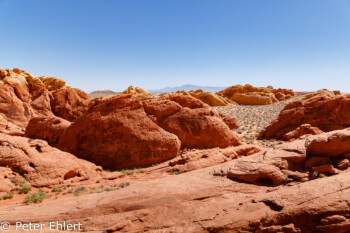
1;0;350;93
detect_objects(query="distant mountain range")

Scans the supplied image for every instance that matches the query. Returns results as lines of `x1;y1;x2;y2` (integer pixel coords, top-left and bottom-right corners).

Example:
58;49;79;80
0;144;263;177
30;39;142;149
148;84;227;93
89;90;120;98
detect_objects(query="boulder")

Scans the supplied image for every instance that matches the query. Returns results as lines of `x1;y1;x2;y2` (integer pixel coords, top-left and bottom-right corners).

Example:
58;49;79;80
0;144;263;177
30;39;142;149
282;124;323;141
214;147;307;186
305;157;331;169
335;158;350;170
50;88;91;121
0;133;102;187
219;113;239;129
306;128;350;157
144;94;240;148
58;94;182;170
58;94;239;169
312;164;334;173
259;94;350;140
25;116;71;146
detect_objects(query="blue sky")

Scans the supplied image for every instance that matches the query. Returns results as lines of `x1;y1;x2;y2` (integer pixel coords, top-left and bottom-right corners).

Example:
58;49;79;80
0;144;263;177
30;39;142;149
1;0;350;93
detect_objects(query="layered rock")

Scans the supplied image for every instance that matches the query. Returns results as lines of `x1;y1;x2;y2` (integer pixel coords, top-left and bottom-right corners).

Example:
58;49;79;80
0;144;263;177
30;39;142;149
259;93;350;140
216;84;295;105
0;133;102;187
168;145;261;172
50;88;91;121
58;94;239;169
177;89;236;106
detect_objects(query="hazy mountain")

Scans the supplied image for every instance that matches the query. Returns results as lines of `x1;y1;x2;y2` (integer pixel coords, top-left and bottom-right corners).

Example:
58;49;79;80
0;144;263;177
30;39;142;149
149;84;227;94
89;90;120;98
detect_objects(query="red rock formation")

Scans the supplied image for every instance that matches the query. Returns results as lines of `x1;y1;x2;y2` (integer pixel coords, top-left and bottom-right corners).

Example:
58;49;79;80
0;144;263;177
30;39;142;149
58;94;182;170
259;94;350;140
282;124;323;141
0;68;70;128
219;113;239;129
58;94;239;169
168;145;261;172
217;84;295;105
0;133;102;187
50;88;92;121
143;94;240;149
25;116;71;146
306;128;350;157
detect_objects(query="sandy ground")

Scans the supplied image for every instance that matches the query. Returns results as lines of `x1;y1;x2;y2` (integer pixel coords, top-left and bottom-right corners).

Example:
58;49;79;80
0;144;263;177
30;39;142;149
212;95;304;147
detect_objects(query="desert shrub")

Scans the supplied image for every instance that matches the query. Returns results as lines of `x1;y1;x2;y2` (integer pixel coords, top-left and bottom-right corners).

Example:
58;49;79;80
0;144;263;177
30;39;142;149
24;190;50;204
0;192;14;200
52;186;62;193
18;183;32;194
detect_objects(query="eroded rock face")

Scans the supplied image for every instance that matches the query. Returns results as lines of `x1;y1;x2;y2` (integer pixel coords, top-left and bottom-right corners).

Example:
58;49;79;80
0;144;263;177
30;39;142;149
50;88;91;121
216;84;295;105
58;94;239;169
259;94;350;140
219;113;239;130
58;94;182;170
0;68;69;127
177;89;236;106
0;167;22;192
282;124;323;141
25;116;71;146
215;128;350;186
214;146;306;185
168;145;261;172
144;94;240;149
0;133;102;187
306;128;350;157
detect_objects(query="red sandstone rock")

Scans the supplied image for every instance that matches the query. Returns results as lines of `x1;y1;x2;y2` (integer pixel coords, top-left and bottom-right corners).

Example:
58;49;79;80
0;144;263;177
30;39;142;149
25;116;71;146
335;158;350;170
306;128;350;157
3;162;350;232
219;113;239;129
214;147;307;185
0;133;102;187
312;164;334;173
50;88;91;121
0;167;22;192
58;94;182;170
259;94;350;140
0;68;67;128
304;157;331;169
144;94;239;149
168;145;261;172
282;124;323;141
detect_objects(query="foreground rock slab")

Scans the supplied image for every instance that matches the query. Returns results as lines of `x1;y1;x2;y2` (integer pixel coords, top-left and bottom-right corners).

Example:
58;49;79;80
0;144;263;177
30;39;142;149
2;164;350;232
